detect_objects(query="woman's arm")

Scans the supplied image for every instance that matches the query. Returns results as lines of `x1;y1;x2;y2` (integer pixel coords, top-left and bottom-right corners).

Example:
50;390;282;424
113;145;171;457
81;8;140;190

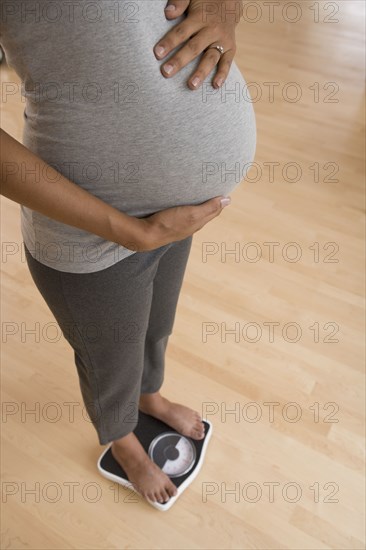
0;128;146;251
1;129;230;252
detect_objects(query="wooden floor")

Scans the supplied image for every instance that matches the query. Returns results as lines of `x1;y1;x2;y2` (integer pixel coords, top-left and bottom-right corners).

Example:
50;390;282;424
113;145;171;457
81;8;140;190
1;1;365;549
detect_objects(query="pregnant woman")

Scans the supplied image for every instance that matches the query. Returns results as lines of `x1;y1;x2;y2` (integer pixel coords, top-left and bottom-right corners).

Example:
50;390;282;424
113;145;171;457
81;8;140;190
0;0;256;504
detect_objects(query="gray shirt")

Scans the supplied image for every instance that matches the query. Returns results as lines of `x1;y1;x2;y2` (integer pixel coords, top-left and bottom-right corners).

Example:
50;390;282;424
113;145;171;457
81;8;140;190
0;0;256;273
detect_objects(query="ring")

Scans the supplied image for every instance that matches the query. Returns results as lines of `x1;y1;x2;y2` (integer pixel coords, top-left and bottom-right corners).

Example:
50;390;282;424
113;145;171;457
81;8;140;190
205;44;225;56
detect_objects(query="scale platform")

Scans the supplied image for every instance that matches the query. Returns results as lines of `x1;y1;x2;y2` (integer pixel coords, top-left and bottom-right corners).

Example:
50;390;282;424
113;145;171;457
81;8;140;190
97;411;213;511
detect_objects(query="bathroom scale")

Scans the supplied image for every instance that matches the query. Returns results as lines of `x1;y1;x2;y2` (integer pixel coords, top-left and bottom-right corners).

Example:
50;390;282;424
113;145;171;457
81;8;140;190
97;410;213;511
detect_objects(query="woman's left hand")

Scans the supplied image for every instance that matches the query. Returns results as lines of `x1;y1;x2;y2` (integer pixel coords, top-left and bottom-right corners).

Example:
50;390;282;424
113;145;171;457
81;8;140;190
153;0;242;90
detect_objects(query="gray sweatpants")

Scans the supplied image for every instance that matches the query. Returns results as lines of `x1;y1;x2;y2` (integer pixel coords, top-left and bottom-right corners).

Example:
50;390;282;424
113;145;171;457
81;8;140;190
24;236;193;445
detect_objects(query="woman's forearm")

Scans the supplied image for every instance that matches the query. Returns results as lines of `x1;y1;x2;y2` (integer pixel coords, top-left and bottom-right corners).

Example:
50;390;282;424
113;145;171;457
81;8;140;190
0;129;145;251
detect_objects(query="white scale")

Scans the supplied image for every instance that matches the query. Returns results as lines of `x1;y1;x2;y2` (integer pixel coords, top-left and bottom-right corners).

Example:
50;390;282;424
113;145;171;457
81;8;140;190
97;411;213;511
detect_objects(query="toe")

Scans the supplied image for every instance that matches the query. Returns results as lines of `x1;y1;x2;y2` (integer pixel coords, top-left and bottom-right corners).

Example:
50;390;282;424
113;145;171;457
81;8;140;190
154;490;162;503
160;489;170;503
195;420;204;433
191;426;204;439
168;483;177;497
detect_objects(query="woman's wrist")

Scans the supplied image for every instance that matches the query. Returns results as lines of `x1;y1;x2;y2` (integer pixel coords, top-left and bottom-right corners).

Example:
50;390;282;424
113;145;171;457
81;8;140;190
109;210;152;252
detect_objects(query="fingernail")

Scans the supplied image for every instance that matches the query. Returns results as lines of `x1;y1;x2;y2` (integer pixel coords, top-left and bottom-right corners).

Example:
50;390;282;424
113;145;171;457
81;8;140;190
191;76;200;87
215;77;223;88
163;63;174;74
165;4;176;11
220;197;231;207
155;45;165;58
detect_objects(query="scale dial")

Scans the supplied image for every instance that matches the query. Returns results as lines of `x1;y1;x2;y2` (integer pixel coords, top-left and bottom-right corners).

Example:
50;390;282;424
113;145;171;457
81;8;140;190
148;432;197;478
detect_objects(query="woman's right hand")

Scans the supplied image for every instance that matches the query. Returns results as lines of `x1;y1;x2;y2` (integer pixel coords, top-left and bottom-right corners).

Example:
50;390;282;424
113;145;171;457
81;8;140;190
135;195;231;251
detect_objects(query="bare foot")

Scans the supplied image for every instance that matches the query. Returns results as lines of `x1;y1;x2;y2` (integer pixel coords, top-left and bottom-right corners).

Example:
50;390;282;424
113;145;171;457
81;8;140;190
139;391;205;440
111;432;178;504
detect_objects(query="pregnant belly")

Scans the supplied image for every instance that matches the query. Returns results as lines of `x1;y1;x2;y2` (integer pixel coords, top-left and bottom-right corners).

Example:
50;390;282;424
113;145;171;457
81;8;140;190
32;69;256;218
22;1;257;218
105;62;257;217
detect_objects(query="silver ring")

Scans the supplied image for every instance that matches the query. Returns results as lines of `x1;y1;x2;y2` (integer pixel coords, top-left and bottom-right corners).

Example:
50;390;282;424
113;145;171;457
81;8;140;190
205;44;225;56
